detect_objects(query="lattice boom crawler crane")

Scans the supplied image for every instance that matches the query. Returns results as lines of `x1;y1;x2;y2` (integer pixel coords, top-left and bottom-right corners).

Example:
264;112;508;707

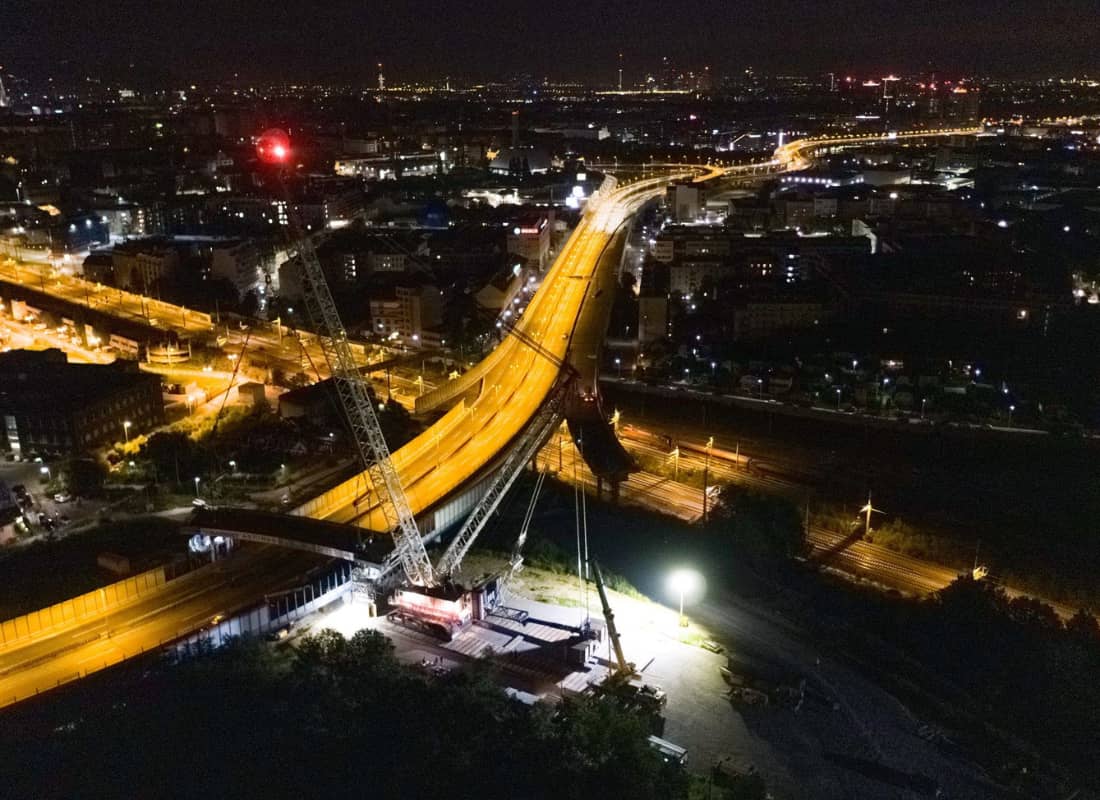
258;131;576;629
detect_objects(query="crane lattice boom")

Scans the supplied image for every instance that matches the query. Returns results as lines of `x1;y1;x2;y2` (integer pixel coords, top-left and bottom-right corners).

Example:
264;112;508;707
292;230;434;586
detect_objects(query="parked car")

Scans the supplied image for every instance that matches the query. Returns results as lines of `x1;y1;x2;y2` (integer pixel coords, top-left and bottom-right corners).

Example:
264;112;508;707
53;493;72;503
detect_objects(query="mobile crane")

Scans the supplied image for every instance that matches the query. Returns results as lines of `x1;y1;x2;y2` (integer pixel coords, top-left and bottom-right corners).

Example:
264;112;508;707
259;129;573;596
258;129;434;587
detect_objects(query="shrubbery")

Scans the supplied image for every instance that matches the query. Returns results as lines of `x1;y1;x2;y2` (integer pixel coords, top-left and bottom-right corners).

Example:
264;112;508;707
1;629;688;799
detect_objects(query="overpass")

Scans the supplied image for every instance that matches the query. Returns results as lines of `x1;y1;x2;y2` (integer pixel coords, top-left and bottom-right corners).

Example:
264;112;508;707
188;126;987;570
292;170;721;534
184;507;391;567
7;128;985;705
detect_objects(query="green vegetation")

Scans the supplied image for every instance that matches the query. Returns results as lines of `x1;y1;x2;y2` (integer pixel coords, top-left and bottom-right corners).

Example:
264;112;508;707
523;536;645;599
57;456;108;497
793;574;1100;789
708;488;806;563
127;400;419;502
1;629;689;799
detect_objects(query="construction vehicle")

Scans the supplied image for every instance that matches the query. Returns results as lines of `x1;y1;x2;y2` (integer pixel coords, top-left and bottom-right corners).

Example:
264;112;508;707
259;129;577;615
592;560;667;715
258;129;434;588
593;560;632;676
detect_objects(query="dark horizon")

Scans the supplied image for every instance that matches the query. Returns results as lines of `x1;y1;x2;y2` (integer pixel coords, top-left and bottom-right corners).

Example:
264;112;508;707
4;0;1100;86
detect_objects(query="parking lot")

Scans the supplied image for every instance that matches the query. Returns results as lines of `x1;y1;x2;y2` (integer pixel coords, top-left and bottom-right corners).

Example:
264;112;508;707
0;459;107;541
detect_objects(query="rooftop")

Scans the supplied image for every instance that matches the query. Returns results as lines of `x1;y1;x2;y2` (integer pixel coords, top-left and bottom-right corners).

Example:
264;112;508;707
0;350;158;415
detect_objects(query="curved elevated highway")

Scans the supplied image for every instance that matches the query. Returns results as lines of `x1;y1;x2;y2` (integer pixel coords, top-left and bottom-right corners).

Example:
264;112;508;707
294;168;722;532
296;126;981;536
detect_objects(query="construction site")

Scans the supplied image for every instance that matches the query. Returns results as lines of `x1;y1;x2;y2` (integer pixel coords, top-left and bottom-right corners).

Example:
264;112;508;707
187;131;699;759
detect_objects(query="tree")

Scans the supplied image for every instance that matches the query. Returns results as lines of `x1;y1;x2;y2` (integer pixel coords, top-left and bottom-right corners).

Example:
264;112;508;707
1066;609;1100;643
141;431;202;486
239;289;259;317
379;397;418;450
60;456;107;496
0;627;691;800
710;488;806;561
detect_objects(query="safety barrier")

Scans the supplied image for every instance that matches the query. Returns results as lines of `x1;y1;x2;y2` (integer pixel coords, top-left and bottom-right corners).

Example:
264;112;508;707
0;566;168;649
173;562;353;655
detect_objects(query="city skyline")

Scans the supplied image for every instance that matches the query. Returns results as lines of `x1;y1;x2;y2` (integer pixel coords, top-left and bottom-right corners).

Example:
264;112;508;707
4;0;1100;85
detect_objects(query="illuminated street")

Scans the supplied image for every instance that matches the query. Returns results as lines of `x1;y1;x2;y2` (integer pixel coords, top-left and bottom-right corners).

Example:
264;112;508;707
4;8;1099;796
0;546;322;709
308;170;722;528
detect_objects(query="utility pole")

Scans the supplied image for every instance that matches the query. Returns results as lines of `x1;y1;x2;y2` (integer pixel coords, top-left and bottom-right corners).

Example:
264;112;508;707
558;421;565;472
859;493;882;539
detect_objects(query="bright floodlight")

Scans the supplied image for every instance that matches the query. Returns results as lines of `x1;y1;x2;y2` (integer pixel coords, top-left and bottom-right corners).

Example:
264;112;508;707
256;128;291;164
669;568;700;596
668;568;702;627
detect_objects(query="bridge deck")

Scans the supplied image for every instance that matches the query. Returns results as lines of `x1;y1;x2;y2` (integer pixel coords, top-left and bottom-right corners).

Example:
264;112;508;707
186;507;393;564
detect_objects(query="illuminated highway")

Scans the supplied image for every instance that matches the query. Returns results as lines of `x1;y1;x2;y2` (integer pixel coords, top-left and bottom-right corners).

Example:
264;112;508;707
319;128;986;530
0;257;214;337
770;126;982;171
306;169;722;529
0;547;323;709
0;256;379;381
0;129;987;704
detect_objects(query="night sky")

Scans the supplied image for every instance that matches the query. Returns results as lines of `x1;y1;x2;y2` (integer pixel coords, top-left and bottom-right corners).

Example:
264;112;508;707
3;0;1100;83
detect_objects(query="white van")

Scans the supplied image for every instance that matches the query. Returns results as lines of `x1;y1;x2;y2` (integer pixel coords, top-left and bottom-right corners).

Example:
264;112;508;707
647;735;687;766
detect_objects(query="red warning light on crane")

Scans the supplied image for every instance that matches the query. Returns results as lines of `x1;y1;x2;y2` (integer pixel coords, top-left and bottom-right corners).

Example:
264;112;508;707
257;128;291;164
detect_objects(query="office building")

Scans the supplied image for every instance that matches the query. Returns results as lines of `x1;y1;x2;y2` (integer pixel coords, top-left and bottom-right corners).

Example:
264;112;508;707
0;350;164;457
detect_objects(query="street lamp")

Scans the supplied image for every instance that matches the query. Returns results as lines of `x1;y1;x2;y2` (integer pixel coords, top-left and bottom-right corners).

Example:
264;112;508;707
615;357;622;380
668;568;702;628
702;436;713;523
835;387;842;411
1008;404;1015;426
40;465;51;482
921;397;927;421
193;476;201;498
123;420;132;445
669;446;680;481
228;460;237;473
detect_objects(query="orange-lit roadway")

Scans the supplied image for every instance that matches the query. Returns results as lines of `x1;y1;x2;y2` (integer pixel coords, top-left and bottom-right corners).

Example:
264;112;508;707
303;127;982;533
0;128;988;706
298;168;721;529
